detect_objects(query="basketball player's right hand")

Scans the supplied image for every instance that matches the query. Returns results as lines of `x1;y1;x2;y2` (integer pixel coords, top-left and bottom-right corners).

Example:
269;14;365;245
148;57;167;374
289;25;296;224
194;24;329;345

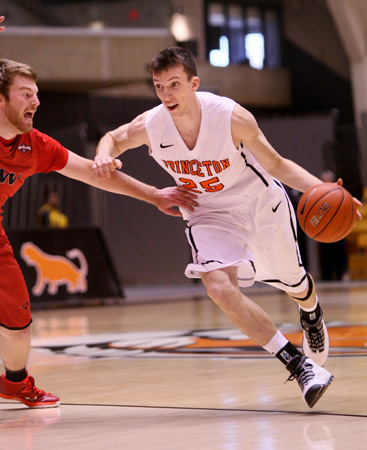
336;178;362;220
93;155;122;178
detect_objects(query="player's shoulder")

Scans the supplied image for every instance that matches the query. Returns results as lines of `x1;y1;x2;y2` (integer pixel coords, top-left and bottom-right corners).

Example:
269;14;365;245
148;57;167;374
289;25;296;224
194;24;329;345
231;104;259;143
132;110;150;126
30;128;46;138
145;103;167;130
31;128;56;144
126;111;150;145
129;110;150;134
146;102;165;119
231;104;256;126
197;91;235;110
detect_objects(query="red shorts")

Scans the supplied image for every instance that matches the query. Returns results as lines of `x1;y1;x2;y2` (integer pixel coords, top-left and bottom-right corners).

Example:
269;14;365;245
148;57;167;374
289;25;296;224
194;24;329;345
0;242;32;329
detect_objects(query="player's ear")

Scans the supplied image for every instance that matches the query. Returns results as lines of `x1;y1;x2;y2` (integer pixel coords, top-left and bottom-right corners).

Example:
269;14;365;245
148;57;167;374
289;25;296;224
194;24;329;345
192;76;200;92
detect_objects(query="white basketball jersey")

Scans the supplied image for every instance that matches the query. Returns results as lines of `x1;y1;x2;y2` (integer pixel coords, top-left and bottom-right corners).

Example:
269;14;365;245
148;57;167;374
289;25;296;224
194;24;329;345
146;92;273;219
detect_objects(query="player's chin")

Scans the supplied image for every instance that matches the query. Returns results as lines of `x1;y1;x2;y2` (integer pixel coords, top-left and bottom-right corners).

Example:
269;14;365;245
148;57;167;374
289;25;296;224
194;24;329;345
19;124;33;134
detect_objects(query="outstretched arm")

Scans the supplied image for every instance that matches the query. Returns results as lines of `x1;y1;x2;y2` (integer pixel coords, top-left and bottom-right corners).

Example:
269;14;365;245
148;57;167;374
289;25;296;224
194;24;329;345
59;151;198;217
232;104;321;192
231;104;362;217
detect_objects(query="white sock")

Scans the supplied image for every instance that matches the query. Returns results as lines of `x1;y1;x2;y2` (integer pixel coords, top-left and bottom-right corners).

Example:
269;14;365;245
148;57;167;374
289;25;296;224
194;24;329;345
263;330;289;355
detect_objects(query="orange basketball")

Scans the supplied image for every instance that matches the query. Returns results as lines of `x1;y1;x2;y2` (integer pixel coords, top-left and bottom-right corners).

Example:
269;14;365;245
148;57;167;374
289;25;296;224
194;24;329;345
297;183;357;243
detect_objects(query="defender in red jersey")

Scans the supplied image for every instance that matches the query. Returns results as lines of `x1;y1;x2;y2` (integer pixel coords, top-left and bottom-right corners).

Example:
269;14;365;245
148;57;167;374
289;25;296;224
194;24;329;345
0;32;197;408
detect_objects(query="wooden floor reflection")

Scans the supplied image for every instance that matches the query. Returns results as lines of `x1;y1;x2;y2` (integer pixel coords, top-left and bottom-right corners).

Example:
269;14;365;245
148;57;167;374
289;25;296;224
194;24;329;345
1;282;367;449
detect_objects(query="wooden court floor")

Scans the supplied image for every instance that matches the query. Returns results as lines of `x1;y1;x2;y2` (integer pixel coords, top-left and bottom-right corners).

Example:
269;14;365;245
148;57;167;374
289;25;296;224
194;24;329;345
1;282;367;449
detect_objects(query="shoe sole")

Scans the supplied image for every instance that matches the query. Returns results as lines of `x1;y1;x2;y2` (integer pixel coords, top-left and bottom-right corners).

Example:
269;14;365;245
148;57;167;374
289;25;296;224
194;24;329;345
304;374;334;408
0;392;60;408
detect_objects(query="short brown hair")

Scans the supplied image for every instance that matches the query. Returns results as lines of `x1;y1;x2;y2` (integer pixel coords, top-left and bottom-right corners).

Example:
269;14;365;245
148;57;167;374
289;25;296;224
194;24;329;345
150;46;197;80
0;59;37;100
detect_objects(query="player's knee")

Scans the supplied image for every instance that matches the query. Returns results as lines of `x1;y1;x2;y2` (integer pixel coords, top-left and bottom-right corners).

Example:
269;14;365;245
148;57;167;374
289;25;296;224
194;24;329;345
288;272;315;301
0;325;31;342
205;279;237;306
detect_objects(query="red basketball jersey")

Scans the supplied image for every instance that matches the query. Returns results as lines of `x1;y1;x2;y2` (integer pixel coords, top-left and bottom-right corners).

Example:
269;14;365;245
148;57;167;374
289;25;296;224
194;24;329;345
0;129;69;239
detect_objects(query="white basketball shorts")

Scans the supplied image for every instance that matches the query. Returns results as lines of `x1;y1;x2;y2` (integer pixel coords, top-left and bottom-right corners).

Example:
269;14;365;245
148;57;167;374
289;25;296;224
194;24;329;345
184;180;307;294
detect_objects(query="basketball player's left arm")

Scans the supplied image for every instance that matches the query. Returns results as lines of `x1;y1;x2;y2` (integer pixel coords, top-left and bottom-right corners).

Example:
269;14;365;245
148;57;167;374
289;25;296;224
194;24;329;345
232;104;321;193
232;105;362;217
57;151;198;217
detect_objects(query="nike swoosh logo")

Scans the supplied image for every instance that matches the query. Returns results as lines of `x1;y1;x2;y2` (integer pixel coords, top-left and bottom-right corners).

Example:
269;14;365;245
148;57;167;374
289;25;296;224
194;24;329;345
272;201;282;213
160;143;174;148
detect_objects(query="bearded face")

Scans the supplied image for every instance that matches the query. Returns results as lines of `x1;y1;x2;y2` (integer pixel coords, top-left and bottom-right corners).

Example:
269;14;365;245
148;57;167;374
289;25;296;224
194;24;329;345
1;75;39;137
3;98;34;134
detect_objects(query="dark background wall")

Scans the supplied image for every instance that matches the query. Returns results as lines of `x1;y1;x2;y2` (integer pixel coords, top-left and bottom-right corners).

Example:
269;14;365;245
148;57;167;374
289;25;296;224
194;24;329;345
2;0;363;286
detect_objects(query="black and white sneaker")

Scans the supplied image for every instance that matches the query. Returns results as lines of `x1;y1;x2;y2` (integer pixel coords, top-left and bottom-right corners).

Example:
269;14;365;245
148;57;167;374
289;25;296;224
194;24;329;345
286;355;333;408
300;309;329;367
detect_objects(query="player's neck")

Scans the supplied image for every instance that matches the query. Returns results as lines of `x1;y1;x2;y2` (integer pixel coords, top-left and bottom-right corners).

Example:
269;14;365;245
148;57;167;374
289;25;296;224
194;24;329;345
173;97;202;150
172;94;201;130
0;117;21;140
0;128;19;141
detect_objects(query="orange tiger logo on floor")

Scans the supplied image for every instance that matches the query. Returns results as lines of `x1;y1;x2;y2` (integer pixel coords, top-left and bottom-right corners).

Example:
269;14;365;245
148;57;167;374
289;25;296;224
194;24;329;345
20;242;88;296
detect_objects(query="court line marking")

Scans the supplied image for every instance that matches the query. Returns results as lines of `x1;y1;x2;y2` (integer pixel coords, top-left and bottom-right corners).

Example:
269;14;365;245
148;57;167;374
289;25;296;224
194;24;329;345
55;402;367;418
1;401;365;418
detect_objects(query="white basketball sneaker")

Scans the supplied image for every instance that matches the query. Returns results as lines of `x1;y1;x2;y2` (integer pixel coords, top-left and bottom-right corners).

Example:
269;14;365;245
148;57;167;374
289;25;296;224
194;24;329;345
286;355;334;408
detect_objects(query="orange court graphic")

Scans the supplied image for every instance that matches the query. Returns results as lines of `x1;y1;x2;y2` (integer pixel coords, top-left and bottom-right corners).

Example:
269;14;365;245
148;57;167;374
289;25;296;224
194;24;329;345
31;324;367;360
20;242;88;296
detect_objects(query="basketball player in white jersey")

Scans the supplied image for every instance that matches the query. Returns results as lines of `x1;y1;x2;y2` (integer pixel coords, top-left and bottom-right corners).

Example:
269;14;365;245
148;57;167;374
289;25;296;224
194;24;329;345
93;47;359;407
